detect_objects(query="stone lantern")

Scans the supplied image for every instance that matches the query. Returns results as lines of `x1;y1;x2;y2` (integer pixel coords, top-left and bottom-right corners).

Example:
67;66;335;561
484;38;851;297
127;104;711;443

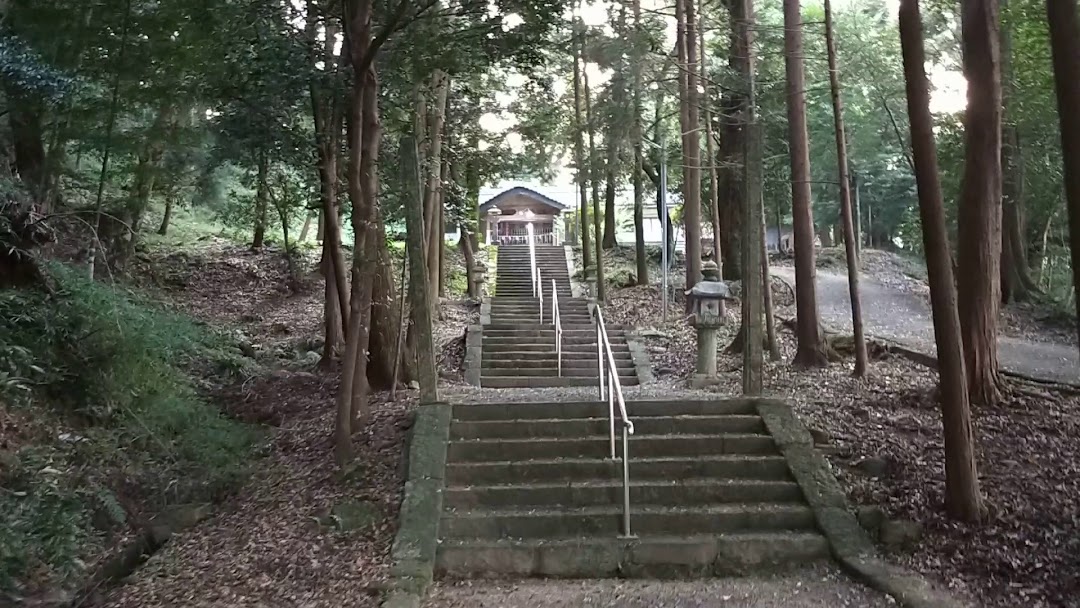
685;260;734;387
469;261;488;298
582;264;597;312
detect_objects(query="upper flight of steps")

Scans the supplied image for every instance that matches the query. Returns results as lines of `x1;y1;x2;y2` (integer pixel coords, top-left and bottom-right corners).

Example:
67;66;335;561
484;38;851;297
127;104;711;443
483;245;639;388
435;399;829;577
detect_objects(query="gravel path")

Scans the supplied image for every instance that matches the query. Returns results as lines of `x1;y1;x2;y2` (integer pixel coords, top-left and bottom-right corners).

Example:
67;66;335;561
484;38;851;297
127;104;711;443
772;266;1079;384
425;566;895;607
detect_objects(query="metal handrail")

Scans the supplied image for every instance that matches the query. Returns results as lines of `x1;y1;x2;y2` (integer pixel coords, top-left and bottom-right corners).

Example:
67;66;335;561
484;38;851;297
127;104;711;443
527;223;538;297
552;277;562;376
538;268;544;324
595;306;634;538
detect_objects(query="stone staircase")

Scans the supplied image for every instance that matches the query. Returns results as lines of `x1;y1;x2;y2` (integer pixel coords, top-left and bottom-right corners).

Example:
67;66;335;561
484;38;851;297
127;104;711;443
482;245;639;388
436;399;829;577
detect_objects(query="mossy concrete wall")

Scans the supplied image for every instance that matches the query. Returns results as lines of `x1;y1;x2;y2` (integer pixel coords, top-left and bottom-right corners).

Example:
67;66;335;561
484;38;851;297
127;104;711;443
382;403;451;608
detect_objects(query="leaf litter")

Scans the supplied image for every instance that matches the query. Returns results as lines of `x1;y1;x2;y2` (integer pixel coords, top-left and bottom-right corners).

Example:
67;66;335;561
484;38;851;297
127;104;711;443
97;242;476;608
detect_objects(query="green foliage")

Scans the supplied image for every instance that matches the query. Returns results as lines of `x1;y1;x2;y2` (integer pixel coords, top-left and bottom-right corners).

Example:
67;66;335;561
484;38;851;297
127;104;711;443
0;265;260;593
0;35;74;100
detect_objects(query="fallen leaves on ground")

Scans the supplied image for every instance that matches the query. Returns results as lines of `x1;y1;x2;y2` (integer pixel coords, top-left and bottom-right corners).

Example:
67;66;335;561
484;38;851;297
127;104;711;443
91;241;482;607
606;282;1080;608
97;373;413;608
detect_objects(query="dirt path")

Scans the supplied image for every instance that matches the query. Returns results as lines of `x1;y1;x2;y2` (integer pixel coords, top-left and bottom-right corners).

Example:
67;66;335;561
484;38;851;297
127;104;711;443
772;266;1079;384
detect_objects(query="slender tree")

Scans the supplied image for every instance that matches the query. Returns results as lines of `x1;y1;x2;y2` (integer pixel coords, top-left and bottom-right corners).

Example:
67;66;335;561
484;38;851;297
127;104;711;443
1045;0;1080;351
956;0;1004;405
899;0;985;521
571;12;591;273
682;0;703;291
631;0;648;286
581;22;606;301
718;0;749;280
824;0;868;377
401;135;438;404
424;70;450;310
700;1;722;273
783;0;829;366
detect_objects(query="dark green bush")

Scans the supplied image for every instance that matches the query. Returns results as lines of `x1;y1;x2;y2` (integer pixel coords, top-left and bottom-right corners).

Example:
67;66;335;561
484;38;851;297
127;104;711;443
0;264;260;594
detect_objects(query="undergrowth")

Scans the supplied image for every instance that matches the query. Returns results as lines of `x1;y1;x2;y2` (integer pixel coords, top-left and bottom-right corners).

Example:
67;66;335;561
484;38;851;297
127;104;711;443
0;264;261;597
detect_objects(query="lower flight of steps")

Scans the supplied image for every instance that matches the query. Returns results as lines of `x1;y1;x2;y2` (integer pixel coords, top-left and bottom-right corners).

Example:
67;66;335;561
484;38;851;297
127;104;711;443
436;399;829;578
482;297;638;389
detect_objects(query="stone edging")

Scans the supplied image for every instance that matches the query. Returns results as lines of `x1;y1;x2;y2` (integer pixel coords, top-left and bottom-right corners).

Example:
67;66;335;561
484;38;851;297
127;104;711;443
381;403;451;608
756;400;970;608
625;330;655;385
464;324;482;387
565;244;586;298
479;298;492;326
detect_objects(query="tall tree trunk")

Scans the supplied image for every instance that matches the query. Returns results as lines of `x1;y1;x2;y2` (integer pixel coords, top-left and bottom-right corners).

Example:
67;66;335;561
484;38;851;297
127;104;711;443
681;0;703;291
424;70;450;309
359;67;400;392
157;194;175;236
582;24;606;301
308;10;350;354
252;151;269;250
571;15;591;272
298;211;316;242
1047;0;1080;350
825;0;869;377
7;99;48;206
700;1;722;272
321;237;345;364
460;227;477;298
603;140;618;253
632;0;648;286
438;164;448;298
761;199;781;361
401;135;438;403
899;0;986;522
368;212;403;389
128;104;175;240
783;0;829;367
719;0;747;280
956;0;1004;406
651;90;676;264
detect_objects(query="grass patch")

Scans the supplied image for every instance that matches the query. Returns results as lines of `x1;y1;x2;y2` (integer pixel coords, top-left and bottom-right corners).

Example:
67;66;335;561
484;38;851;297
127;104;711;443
0;264;261;596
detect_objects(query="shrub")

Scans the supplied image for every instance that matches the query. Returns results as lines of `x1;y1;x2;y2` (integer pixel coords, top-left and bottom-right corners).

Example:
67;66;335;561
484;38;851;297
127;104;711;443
0;264;260;594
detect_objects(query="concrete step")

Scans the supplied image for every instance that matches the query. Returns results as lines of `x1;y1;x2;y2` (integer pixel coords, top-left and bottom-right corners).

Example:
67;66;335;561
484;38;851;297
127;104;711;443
496;291;574;297
450;415;767;439
447;434;775;462
479;358;630;371
490;301;587;310
480;376;639;388
446;454;792;485
479;367;636;378
440;503;817;539
450;400;759;421
444;479;804;510
482;323;630;331
435;532;830;578
480;351;630;361
491;296;585;303
481;342;627;352
483;335;621;346
483;329;626;338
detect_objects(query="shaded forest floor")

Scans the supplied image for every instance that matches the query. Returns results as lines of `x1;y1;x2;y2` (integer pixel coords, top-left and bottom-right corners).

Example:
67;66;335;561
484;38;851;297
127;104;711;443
94;238;477;608
604;268;1080;608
